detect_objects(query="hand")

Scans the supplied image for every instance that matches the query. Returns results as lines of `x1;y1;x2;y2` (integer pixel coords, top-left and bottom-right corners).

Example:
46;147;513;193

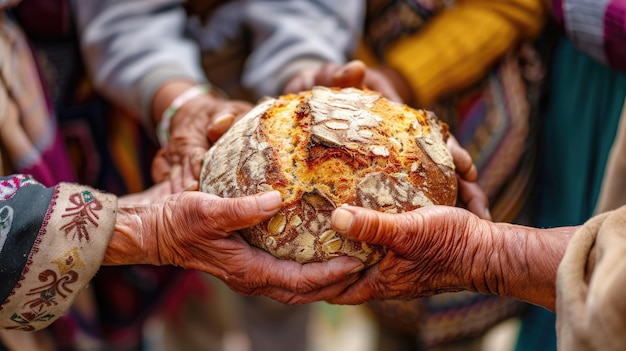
108;189;365;304
283;60;412;104
327;204;568;310
151;84;252;193
446;134;491;220
327;205;494;305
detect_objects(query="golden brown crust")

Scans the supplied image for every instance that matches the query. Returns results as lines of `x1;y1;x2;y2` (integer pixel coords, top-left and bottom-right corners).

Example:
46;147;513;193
200;87;457;266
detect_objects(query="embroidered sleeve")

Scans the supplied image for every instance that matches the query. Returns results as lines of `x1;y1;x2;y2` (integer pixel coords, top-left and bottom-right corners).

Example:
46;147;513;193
0;175;116;331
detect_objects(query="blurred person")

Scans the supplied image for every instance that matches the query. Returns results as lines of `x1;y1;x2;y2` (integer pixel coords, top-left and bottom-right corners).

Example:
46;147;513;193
70;1;493;350
73;0;364;190
1;1;208;349
71;1;365;350
0;4;118;348
516;0;626;350
285;0;549;349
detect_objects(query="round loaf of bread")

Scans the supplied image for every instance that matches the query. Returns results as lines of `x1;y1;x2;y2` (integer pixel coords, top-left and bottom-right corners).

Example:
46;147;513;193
199;86;457;267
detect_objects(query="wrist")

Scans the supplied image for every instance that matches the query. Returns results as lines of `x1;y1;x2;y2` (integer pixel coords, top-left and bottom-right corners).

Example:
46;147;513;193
474;222;570;310
103;206;160;266
155;83;210;146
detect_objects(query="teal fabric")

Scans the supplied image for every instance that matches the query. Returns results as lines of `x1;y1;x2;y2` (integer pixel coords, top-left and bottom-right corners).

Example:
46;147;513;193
515;308;557;351
515;37;626;351
536;38;626;228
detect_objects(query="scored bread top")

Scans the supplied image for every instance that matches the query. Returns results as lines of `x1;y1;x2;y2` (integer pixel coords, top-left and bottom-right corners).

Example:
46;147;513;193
200;86;457;265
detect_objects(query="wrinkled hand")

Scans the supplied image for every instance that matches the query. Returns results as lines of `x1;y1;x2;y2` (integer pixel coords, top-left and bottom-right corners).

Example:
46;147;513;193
283;60;411;104
152;93;252;193
112;189;365;304
446;135;491;220
327;205;494;305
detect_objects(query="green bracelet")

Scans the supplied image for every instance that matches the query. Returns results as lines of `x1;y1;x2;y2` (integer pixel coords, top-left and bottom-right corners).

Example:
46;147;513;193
157;84;209;146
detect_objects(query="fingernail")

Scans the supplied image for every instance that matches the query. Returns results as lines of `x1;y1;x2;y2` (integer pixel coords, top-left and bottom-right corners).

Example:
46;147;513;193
214;113;234;128
332;208;354;233
484;207;492;220
258;191;282;212
349;262;365;274
184;180;199;192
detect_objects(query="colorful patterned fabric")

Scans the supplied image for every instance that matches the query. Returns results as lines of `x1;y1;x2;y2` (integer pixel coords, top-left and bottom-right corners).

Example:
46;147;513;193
362;0;546;222
363;0;444;60
368;291;525;348
361;0;546;107
434;45;545;223
0;175;115;331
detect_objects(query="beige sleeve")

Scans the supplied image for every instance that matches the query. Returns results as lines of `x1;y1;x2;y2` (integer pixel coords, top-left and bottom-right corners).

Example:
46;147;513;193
594;97;626;214
556;205;626;350
0;182;116;331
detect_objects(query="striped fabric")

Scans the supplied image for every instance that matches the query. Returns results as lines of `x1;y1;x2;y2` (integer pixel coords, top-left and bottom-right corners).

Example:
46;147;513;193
554;0;626;72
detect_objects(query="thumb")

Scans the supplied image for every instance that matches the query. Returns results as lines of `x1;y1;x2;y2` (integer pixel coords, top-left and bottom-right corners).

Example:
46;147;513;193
207;113;235;143
210;190;283;232
333;60;366;88
447;135;477;182
151;148;171;183
330;205;411;249
188;147;206;181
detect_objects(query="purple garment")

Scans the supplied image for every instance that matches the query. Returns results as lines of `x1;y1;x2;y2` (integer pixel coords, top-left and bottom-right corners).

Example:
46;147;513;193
605;1;626;71
552;0;626;73
0;14;76;186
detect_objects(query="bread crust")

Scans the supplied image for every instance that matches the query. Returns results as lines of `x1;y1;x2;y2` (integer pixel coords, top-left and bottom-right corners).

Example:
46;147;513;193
200;87;457;266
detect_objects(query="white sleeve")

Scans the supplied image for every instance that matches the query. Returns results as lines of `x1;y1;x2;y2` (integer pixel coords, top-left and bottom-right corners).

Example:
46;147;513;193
241;0;365;97
73;0;208;124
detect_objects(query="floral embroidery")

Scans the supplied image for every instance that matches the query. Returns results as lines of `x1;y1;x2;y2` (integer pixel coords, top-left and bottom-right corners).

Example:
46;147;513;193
0;174;39;201
7;269;78;329
60;191;102;242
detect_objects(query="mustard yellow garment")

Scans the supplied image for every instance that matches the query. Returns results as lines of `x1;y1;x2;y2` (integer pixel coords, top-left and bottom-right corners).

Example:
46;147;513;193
360;0;547;107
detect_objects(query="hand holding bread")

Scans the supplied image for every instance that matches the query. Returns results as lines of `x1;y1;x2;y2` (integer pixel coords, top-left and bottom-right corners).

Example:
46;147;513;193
200;86;459;266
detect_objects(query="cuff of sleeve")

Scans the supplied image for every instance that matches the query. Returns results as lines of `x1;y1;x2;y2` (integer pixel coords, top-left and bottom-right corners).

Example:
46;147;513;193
0;183;117;331
562;0;608;65
556;205;626;349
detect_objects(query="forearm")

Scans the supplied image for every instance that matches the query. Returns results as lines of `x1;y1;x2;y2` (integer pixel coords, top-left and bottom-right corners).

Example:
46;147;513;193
470;221;573;311
150;80;197;127
103;206;159;266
